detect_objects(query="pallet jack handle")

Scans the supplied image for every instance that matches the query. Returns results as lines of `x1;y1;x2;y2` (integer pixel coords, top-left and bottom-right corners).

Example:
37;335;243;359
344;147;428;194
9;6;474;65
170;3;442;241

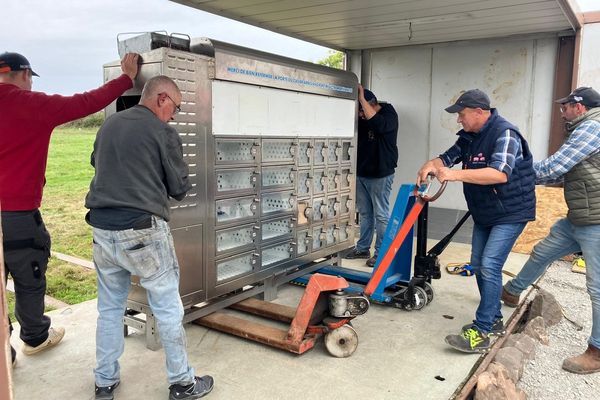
363;178;446;296
426;210;471;258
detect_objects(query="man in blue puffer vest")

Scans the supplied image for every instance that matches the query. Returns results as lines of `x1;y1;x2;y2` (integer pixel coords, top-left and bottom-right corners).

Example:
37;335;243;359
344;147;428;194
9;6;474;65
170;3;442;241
417;89;536;353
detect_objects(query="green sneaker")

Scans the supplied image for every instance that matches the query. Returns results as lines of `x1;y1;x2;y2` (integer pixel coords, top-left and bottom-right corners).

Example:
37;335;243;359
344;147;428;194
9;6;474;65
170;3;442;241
461;319;505;336
445;327;490;353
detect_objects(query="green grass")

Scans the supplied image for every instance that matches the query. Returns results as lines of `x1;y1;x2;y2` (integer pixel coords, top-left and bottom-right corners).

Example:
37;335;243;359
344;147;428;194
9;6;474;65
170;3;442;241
46;257;97;304
41;127;98;259
7;291;15;322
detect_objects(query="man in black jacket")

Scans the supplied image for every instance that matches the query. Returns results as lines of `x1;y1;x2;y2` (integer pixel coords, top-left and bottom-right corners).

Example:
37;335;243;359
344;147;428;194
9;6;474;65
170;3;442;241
345;85;398;267
85;75;213;400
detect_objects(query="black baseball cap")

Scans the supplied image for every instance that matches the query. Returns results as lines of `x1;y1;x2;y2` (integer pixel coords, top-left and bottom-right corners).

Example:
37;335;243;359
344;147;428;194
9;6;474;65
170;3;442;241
555;87;600;108
0;52;39;76
363;89;377;103
445;89;490;113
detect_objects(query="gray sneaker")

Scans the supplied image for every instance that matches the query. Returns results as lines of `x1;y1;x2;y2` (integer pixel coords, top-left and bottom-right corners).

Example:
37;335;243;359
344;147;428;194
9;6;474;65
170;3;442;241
344;248;371;260
445;327;490;353
95;381;120;400
169;375;214;400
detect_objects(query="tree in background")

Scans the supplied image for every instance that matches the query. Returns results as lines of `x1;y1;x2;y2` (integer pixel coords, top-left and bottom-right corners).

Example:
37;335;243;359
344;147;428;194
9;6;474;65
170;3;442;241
317;50;344;69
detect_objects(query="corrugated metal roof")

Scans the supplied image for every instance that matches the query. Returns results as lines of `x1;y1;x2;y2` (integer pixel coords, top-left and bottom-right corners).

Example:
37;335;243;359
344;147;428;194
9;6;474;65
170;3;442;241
171;0;577;50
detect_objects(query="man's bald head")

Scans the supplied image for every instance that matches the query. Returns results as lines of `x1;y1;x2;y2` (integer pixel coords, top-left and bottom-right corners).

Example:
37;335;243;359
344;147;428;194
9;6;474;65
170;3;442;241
140;75;181;123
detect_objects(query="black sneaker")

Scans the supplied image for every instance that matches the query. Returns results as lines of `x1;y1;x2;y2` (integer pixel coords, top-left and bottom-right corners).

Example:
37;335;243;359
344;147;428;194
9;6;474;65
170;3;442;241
169;375;214;400
366;256;377;268
344;248;371;260
95;381;120;400
445;327;490;353
461;319;505;336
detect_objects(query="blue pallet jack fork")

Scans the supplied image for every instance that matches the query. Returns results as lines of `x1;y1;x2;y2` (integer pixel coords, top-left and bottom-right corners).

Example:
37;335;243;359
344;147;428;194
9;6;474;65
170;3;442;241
293;180;469;310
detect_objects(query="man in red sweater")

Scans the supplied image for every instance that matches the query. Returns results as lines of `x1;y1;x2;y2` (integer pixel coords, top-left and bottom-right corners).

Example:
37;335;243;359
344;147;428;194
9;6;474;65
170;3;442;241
0;51;139;367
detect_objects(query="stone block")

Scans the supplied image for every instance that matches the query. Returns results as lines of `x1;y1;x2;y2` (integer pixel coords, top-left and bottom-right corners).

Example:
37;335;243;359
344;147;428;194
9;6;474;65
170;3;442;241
523;316;549;345
529;289;562;327
475;365;527;400
502;333;536;360
494;347;524;382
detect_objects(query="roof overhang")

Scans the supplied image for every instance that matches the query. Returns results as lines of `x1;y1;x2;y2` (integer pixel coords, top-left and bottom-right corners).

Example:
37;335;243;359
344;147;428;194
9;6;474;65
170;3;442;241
171;0;582;51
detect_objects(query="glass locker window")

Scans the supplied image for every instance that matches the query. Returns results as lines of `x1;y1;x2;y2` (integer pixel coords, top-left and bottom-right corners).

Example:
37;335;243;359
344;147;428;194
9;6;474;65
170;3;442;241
216;169;257;193
298;141;312;166
216;197;257;224
215;225;257;255
261;191;295;216
313;169;326;195
327;169;339;193
312;226;325;251
215;139;257;163
261;241;294;267
313;140;326;165
216;253;256;282
262;216;295;242
341;141;353;163
296;230;310;256
262;139;296;163
262;165;295;189
297;170;311;198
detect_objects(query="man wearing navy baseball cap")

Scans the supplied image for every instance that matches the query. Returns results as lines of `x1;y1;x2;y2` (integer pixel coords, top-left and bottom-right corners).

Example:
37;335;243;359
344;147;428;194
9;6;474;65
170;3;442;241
0;51;139;367
417;88;536;353
503;86;600;374
0;52;40;77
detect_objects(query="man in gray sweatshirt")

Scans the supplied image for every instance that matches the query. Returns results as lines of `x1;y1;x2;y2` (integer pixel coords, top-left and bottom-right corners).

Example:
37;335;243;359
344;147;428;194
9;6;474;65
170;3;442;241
85;75;213;400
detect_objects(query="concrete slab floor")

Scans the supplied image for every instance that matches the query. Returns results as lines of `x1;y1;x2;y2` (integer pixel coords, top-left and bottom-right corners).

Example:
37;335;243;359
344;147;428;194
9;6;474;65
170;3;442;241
9;241;529;400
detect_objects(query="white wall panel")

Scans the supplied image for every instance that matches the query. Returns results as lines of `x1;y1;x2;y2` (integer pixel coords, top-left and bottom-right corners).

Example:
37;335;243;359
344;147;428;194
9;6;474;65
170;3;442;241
529;38;558;162
369;46;433;205
364;35;557;210
212;80;355;137
579;23;600;89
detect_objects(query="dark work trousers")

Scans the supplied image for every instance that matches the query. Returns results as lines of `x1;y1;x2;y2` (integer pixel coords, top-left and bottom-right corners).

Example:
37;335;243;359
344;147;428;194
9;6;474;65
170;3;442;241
2;209;51;346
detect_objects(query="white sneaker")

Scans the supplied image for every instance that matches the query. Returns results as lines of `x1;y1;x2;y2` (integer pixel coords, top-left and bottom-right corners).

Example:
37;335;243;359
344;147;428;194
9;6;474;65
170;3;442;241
22;326;65;355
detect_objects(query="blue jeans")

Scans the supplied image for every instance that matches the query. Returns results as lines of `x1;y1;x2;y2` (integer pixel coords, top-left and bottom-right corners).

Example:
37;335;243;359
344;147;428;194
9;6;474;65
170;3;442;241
92;217;195;387
470;222;527;333
505;218;600;348
355;174;394;257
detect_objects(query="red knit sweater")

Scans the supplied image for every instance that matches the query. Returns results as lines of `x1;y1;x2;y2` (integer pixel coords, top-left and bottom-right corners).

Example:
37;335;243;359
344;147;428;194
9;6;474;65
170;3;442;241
0;74;133;211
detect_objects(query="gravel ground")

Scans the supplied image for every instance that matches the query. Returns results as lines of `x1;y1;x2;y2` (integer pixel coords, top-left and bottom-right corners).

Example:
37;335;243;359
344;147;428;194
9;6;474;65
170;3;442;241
518;260;600;399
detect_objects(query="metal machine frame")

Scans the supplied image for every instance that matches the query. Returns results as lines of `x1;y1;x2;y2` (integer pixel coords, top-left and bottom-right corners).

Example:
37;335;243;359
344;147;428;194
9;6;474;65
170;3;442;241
103;35;359;349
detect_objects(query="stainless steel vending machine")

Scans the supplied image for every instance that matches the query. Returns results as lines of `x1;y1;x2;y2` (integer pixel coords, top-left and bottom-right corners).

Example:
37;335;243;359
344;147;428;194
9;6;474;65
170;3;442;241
103;34;358;348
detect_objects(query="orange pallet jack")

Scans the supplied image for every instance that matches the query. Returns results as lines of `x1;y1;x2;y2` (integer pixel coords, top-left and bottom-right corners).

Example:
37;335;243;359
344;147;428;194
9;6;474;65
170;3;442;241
194;273;369;357
194;179;445;357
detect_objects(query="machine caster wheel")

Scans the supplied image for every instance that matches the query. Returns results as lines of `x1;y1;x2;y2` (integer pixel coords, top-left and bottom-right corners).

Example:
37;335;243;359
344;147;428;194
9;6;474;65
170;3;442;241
423;282;434;305
403;286;428;311
324;324;358;358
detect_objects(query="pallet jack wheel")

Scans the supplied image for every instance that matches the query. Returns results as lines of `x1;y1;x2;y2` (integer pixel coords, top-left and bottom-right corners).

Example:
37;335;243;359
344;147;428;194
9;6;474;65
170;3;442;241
324;324;358;358
423;282;434;305
403;286;428;311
